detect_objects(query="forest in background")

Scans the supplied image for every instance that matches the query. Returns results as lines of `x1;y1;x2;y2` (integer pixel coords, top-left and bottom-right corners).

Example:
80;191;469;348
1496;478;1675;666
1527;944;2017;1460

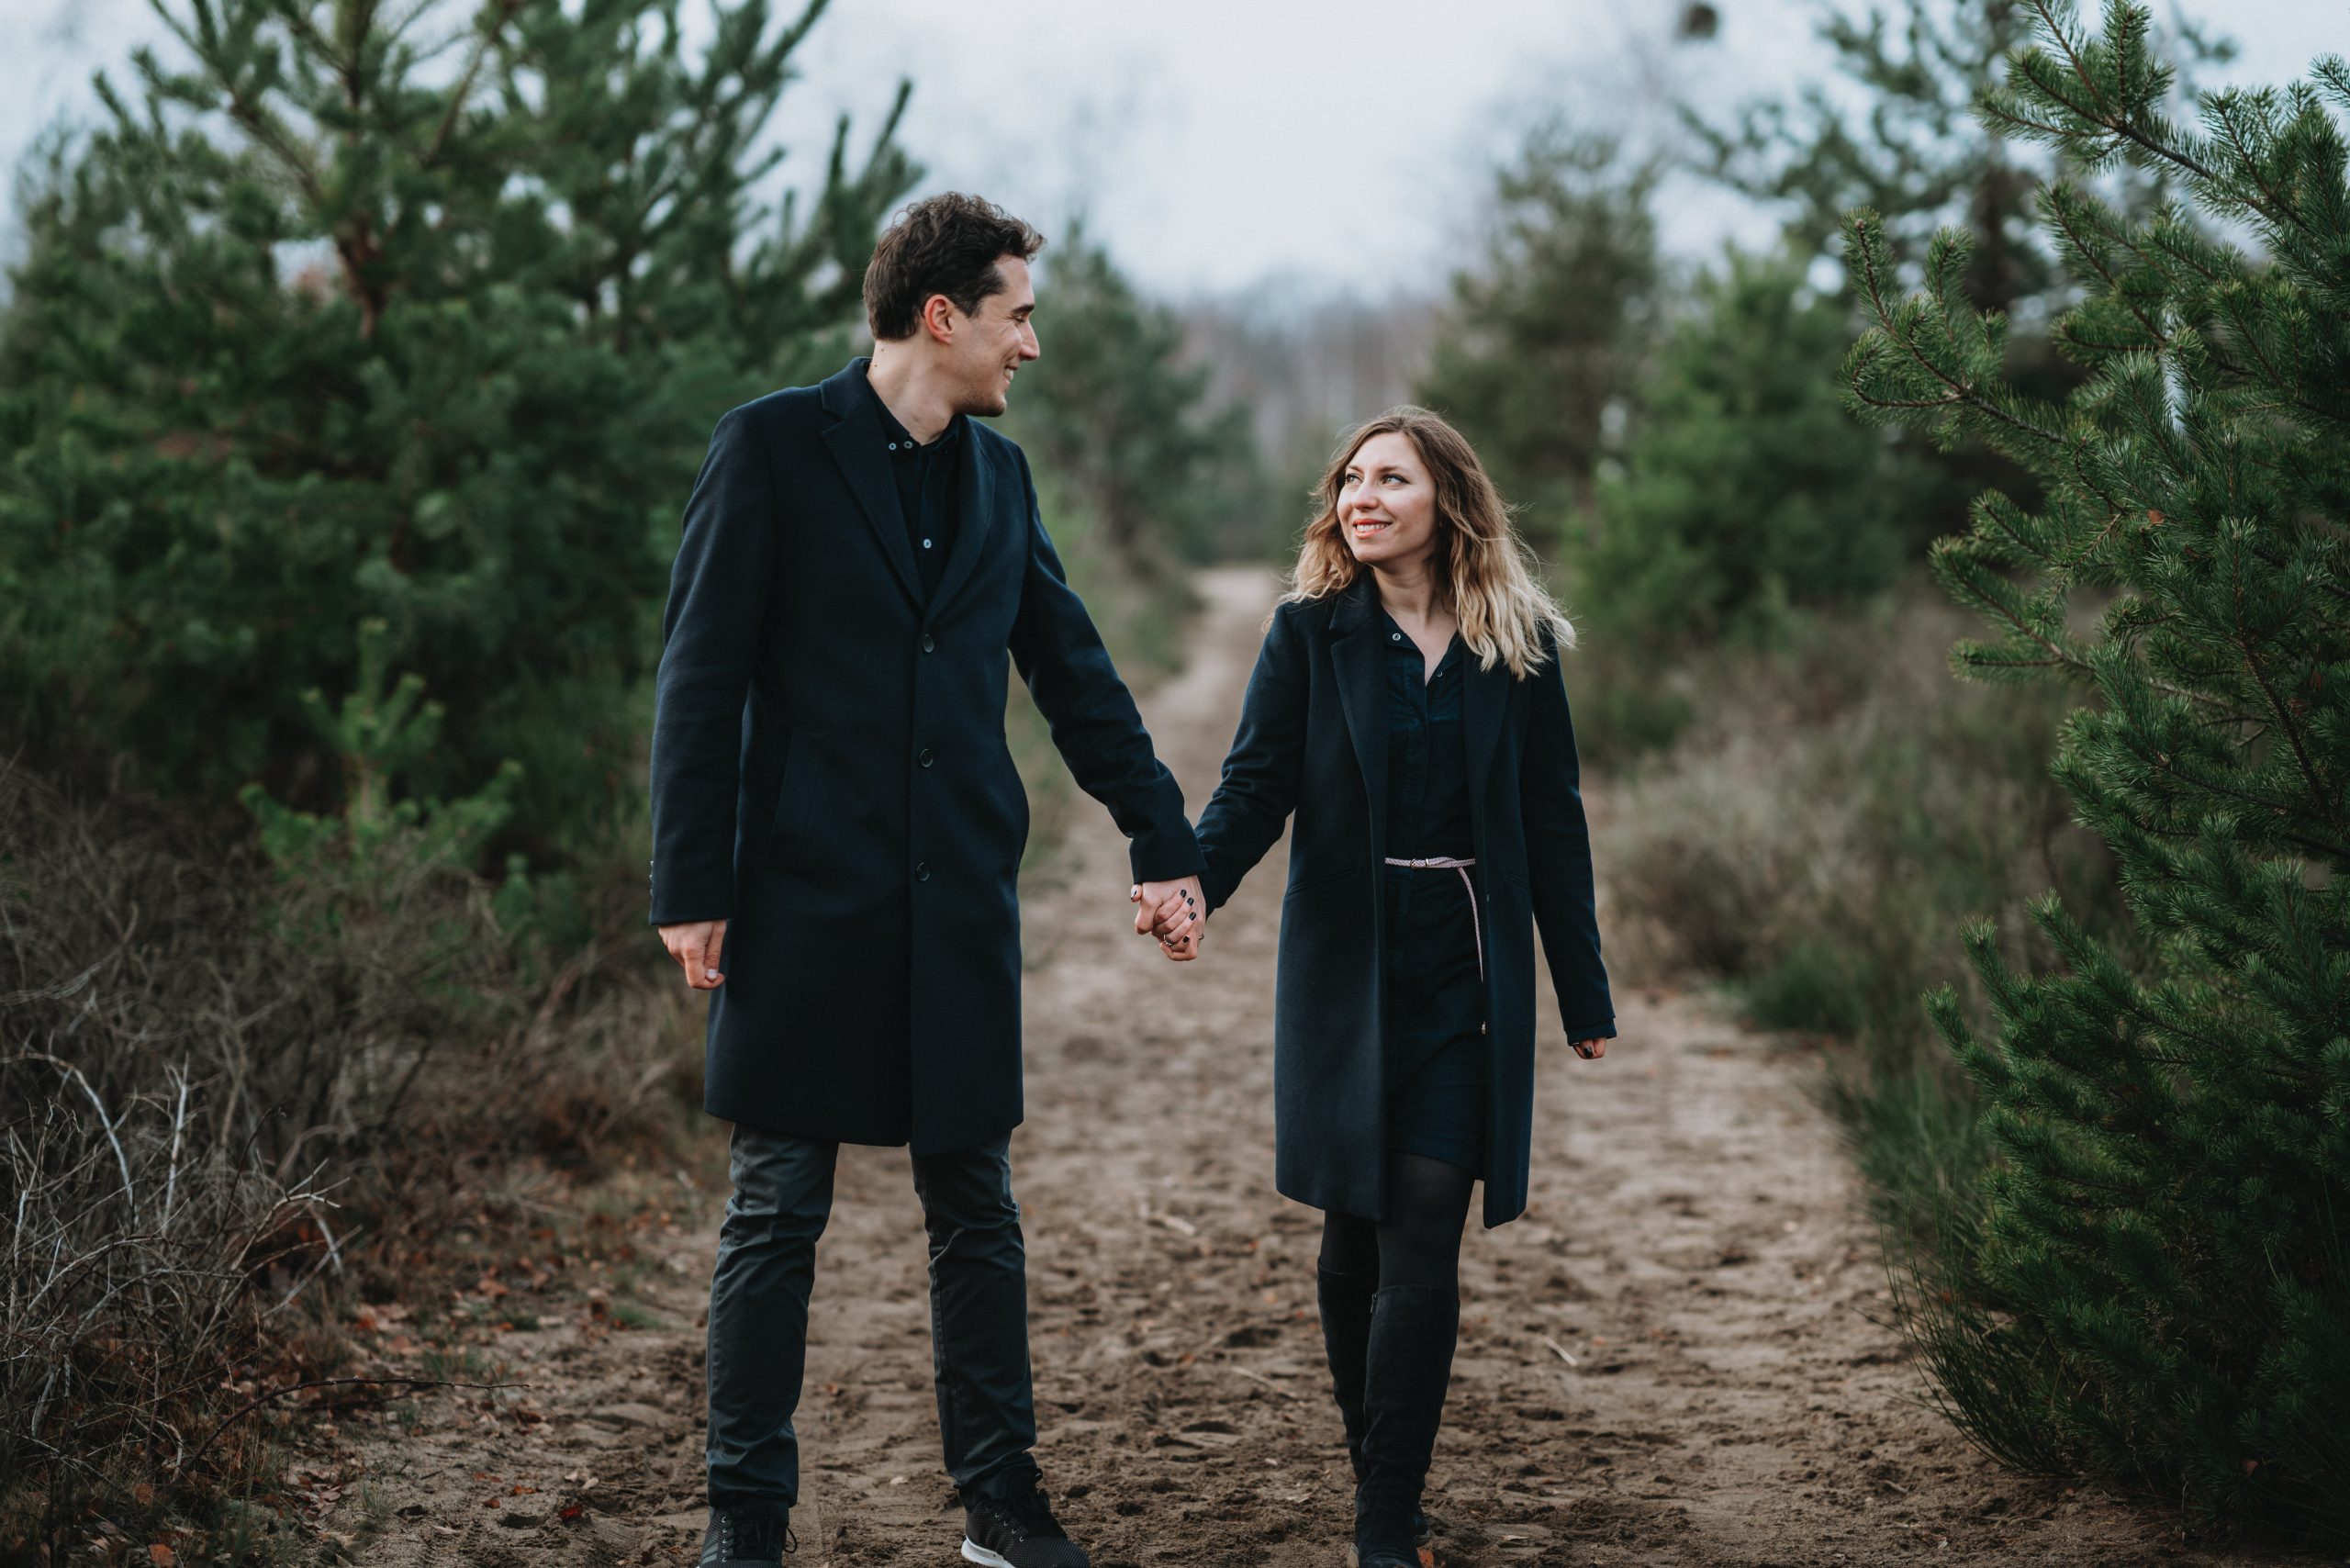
5;0;2346;1558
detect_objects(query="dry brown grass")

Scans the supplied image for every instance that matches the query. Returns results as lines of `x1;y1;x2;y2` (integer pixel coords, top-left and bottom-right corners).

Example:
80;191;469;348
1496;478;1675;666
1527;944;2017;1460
0;756;700;1559
1595;584;2122;1051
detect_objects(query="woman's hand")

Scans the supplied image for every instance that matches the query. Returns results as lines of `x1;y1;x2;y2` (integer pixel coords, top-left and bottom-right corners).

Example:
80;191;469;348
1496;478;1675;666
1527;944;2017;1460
1131;881;1205;961
1571;1037;1607;1059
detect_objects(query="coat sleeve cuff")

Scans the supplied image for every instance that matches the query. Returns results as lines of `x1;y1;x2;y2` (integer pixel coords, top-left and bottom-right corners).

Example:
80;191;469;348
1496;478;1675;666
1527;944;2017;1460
1564;1015;1617;1041
648;866;736;928
1128;823;1205;885
649;905;733;928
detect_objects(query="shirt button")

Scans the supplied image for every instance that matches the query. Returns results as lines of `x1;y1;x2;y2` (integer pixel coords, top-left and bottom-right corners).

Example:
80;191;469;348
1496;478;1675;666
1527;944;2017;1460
918;747;934;768
922;538;934;549
915;862;932;882
921;633;935;653
1390;632;1402;642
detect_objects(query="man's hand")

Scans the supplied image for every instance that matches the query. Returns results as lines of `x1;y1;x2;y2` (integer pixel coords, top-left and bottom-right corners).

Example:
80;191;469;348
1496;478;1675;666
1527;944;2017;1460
658;919;729;990
1129;876;1204;961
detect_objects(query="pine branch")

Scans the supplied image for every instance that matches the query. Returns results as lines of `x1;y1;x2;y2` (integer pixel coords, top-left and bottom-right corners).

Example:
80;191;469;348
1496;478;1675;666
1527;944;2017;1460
2207;93;2316;241
2012;2;2223;185
1844;213;2067;451
421;0;524;169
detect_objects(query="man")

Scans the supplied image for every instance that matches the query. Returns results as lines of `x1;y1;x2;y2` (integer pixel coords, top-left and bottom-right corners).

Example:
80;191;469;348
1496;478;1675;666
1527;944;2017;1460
649;193;1206;1568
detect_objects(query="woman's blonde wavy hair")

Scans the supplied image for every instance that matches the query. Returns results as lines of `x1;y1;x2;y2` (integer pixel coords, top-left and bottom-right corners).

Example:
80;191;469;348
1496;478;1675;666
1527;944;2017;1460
1283;406;1574;677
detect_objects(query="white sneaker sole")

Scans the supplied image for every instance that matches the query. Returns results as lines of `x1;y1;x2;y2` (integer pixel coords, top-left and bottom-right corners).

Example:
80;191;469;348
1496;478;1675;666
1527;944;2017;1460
960;1540;1013;1568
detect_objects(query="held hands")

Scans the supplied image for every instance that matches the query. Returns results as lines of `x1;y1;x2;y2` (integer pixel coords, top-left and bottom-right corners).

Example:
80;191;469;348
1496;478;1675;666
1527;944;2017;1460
658;919;729;990
1130;876;1205;961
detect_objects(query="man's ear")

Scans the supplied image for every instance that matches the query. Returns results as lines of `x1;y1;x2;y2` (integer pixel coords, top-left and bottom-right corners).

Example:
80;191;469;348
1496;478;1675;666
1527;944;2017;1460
921;293;957;346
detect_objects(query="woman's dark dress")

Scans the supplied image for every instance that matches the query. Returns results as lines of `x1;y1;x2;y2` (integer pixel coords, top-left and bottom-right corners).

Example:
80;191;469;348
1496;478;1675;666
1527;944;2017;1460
1377;611;1488;1178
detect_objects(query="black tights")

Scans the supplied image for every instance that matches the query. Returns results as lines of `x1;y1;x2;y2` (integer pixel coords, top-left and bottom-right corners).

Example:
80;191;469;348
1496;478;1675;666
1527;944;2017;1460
1316;1152;1475;1291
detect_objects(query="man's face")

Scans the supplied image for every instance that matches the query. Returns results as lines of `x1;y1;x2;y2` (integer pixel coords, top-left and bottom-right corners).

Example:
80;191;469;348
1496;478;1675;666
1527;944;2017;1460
941;255;1040;417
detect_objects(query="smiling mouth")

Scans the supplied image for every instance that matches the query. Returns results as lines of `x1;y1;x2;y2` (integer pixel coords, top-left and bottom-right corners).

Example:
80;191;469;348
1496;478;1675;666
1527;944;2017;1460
1350;518;1389;537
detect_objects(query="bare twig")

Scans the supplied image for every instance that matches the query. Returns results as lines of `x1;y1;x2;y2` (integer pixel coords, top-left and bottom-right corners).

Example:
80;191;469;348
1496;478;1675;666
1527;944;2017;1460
23;1054;137;1215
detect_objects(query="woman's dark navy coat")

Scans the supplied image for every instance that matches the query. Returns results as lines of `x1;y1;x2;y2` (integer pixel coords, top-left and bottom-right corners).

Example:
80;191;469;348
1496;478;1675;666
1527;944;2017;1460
1195;577;1613;1228
647;361;1200;1154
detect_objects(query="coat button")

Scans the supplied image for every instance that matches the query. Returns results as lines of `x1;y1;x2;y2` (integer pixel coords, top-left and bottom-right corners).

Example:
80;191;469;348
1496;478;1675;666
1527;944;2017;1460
920;633;935;653
918;747;934;768
915;861;932;881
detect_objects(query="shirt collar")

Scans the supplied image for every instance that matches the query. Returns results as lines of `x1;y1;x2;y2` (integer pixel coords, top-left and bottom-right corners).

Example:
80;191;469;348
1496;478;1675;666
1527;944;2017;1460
859;360;963;455
1376;608;1466;666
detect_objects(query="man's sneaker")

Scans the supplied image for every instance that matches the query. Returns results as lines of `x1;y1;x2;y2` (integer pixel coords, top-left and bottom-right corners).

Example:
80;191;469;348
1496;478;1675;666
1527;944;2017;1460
699;1503;795;1565
959;1476;1089;1568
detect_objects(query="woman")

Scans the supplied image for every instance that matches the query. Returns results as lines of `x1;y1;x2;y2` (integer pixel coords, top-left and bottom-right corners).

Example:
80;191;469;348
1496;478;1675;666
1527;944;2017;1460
1147;407;1613;1568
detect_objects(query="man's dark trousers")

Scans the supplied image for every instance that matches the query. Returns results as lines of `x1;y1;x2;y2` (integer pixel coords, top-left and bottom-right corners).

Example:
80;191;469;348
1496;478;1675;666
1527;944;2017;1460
706;1125;1036;1507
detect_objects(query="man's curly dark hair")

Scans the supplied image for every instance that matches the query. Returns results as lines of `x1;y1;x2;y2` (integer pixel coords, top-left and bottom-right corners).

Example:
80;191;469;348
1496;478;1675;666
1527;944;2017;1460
862;193;1046;342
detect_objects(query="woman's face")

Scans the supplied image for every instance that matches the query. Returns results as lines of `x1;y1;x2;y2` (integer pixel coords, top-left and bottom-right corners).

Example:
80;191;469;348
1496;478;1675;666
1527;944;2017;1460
1337;431;1439;574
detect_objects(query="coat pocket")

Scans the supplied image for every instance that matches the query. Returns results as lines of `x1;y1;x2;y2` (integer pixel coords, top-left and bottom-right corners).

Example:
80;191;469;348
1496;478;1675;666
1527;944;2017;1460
767;744;821;871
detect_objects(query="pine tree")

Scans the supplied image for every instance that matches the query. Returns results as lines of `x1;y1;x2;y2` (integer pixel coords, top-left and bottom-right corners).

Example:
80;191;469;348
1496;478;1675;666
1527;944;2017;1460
1690;0;2063;316
1842;2;2350;1540
1689;0;2231;543
1417;120;1664;552
1587;247;1905;647
0;0;913;850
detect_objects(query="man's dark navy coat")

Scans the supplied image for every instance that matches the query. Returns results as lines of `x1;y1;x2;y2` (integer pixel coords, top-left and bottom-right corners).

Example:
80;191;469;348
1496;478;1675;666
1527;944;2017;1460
649;360;1201;1154
1194;577;1613;1229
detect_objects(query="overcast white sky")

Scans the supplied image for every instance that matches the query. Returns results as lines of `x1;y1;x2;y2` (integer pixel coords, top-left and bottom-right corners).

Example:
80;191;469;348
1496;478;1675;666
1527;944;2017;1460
3;0;2341;300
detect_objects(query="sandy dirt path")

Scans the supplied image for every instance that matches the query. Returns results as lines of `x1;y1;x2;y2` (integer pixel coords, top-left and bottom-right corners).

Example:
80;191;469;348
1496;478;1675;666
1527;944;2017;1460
340;566;2285;1568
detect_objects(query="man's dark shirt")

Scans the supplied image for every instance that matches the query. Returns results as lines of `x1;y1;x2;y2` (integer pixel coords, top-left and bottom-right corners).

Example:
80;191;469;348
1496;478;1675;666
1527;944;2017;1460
863;364;963;603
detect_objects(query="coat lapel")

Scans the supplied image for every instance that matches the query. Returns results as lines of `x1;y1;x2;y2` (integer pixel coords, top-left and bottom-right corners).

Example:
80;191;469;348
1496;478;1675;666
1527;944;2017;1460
928;420;996;614
818;362;923;610
1326;577;1389;861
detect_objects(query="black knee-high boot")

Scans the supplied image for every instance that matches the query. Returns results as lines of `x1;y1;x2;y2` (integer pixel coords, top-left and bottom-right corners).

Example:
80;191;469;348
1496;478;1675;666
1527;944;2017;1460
1320;1268;1434;1546
1351;1283;1459;1568
1315;1265;1376;1479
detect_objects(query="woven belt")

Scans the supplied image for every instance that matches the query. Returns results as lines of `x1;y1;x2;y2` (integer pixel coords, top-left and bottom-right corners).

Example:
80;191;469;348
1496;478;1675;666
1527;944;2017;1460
1382;856;1483;982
